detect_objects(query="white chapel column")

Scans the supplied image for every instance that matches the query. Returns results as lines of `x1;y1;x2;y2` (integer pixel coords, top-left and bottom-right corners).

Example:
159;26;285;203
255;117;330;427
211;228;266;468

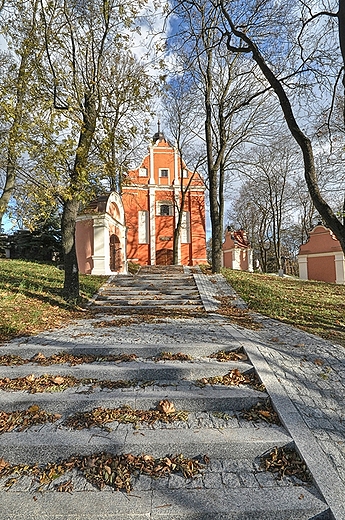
298;255;308;281
334;252;345;284
92;216;111;275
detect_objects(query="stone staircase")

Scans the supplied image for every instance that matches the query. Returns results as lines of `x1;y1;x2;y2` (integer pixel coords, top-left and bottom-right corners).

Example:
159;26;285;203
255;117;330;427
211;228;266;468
92;265;203;311
0;266;331;519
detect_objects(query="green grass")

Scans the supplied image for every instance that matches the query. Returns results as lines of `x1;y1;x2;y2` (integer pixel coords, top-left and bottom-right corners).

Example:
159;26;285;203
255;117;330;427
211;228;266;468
222;269;345;346
0;259;106;342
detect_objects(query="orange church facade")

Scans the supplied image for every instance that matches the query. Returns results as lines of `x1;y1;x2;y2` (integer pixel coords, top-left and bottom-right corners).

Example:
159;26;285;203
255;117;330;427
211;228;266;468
75;131;207;274
121;131;207;267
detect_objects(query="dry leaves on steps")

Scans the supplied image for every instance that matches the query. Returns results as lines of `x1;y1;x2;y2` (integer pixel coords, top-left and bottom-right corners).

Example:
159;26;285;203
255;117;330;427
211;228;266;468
64;402;187;430
0;452;206;494
0;406;62;433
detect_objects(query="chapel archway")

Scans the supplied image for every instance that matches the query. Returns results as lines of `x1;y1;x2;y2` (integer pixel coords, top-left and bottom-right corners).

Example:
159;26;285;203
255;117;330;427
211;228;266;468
110;234;121;272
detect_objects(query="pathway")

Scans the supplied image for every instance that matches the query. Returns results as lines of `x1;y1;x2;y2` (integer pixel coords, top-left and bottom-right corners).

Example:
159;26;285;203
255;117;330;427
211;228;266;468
0;266;343;519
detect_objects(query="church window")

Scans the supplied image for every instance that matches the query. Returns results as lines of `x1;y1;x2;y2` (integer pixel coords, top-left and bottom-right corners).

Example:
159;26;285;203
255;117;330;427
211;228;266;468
160;204;171;216
157;201;173;216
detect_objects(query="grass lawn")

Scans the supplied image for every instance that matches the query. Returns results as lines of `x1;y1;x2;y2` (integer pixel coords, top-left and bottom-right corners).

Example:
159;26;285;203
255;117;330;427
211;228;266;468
222;269;345;347
0;259;106;343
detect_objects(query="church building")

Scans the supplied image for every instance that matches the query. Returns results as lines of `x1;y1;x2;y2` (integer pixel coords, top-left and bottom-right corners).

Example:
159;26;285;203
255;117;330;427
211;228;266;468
75;128;207;274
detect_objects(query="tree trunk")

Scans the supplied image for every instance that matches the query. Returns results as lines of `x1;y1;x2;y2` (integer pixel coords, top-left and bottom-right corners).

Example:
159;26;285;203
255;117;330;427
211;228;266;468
204;47;223;273
209;167;223;273
62;90;97;301
0;163;16;228
61;198;79;301
173;223;181;264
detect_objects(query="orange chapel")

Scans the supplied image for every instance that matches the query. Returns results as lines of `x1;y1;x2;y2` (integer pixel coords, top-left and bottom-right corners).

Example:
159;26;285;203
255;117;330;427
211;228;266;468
76;128;207;274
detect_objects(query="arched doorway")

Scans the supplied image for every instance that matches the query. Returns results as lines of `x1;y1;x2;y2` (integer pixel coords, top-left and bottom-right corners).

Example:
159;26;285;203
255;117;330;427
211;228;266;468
110;235;121;271
156;248;173;266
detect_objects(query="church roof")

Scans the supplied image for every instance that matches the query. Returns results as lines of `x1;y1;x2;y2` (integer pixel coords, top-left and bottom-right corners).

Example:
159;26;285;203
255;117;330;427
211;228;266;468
79;194;110;215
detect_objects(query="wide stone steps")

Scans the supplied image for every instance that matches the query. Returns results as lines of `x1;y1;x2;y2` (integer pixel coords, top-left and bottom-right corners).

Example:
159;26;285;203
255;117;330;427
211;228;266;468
91;267;203;311
0;341;241;359
0;266;331;519
0;427;292;463
0;359;252;381
0;487;329;520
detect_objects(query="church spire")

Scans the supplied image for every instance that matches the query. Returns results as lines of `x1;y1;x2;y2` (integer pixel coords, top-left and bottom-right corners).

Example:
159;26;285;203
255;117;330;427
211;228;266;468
152;120;165;142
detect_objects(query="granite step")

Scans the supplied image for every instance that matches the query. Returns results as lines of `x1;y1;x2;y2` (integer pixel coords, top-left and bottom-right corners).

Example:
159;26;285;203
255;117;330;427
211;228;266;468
0;425;292;463
92;299;202;307
0;342;240;359
0;382;266;413
0;487;330;520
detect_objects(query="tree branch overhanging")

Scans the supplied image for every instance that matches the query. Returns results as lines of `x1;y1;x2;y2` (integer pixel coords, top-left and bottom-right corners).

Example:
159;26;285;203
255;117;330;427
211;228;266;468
219;0;345;253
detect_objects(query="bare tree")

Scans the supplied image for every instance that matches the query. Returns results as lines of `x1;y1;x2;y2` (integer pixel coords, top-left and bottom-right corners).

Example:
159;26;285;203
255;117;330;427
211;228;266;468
167;0;270;272
237;139;297;269
162;76;205;264
218;0;345;254
228;136;305;272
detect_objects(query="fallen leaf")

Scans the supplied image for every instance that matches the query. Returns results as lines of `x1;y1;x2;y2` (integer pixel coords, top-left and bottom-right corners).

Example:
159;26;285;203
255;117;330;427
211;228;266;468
52;376;65;385
153;352;192;362
55;479;73;493
158;400;176;414
258;410;271;418
31;352;46;362
240;401;280;425
210;348;248;362
28;405;40;413
0;458;9;472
